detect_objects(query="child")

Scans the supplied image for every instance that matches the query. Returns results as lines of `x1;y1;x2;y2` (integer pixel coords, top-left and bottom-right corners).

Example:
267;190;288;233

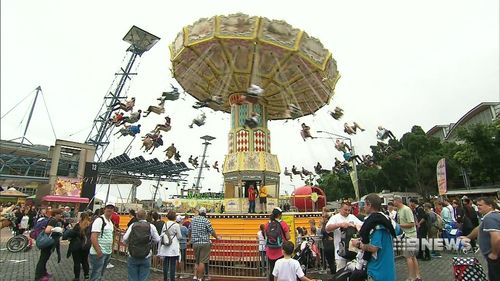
272;241;317;281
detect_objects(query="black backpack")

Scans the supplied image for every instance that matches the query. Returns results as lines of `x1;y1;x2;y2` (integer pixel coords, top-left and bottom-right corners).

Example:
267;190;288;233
265;220;284;248
337;226;358;261
128;221;152;258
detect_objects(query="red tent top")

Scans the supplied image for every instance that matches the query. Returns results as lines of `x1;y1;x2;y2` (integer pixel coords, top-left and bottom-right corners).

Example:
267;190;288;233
42;195;89;204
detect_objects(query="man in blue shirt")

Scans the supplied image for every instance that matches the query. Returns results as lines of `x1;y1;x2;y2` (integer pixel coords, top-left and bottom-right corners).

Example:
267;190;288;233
354;193;396;281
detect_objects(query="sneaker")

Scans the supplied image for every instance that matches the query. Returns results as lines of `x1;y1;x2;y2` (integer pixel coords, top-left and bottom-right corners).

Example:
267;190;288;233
84;275;89;280
44;273;53;278
39;277;50;281
106;263;114;269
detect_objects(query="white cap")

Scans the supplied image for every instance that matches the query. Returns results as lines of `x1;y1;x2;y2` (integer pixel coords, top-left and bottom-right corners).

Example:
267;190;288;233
198;207;207;214
176;215;185;223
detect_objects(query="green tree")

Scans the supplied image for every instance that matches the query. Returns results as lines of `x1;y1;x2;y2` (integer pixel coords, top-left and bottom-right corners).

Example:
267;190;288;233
454;120;500;185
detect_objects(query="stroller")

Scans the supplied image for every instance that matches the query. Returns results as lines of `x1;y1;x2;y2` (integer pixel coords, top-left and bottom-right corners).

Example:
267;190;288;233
293;237;316;275
442;222;466;252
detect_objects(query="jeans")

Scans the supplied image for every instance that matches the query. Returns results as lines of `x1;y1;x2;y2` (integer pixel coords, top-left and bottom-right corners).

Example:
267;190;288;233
249;201;256;213
259;251;267;273
487;256;500;281
89;254;111;281
162;256;178;281
72;249;90;279
35;247;53;280
127;256;151;281
322;239;336;274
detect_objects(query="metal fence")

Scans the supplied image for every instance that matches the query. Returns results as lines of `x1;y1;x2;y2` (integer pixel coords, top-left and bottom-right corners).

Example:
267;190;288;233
112;232;266;279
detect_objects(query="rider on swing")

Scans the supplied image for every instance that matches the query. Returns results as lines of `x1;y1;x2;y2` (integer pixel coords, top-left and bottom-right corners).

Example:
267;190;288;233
112;97;135;112
300;123;314;141
244;112;260;129
155;116;171;133
344;122;365;135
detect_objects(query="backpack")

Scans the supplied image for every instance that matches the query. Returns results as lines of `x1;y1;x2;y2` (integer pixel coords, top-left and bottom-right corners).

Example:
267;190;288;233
265;220;284;248
433;212;444;230
162;222;175;246
128;221;152;258
20;215;29;229
92;216;107;238
30;217;49;239
337;226;358;261
82;224;92;251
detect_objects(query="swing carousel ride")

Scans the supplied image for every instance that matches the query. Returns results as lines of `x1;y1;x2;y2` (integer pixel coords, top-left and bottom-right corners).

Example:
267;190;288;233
170;13;339;214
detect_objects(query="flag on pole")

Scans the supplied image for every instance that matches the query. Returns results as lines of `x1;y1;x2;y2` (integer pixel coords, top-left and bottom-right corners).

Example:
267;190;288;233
436;158;447;195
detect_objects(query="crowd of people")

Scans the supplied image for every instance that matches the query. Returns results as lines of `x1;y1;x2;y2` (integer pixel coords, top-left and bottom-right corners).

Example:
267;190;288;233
257;195;499;281
2;194;499;281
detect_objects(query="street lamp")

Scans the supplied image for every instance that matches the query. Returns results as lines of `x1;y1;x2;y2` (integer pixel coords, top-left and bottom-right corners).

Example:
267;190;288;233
316;130;360;201
194;135;216;190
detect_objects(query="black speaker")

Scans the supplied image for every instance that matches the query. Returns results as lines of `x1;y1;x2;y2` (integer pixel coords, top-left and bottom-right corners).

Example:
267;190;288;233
81;162;98;211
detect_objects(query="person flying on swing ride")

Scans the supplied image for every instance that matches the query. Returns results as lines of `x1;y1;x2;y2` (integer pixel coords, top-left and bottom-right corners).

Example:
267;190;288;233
174;151;181;162
109;112;124;126
161;85;180;101
189;112;206;128
302;167;313;177
335;139;350;153
119;110;142;125
344;122;365;135
283;167;293;181
376;126;396;140
343;148;362;164
112;97;135;112
329;106;344;120
244;112;260;129
154;116;171;133
115;124;141;138
292;165;304;180
300;123;314;141
212;161;220;173
193;95;224;109
164;143;177;160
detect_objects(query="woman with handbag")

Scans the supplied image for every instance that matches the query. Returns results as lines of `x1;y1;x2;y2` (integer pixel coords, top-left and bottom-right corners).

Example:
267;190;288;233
35;208;64;281
157;210;181;281
63;212;92;281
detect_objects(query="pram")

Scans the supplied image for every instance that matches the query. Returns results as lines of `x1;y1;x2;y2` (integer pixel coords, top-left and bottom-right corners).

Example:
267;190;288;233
293;237;315;275
442;222;467;252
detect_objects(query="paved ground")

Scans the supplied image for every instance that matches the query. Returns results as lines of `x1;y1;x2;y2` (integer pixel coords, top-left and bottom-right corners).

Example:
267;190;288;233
0;228;489;281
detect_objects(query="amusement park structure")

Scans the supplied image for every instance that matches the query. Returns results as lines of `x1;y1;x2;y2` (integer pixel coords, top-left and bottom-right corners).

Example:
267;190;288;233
170;13;339;212
85;26;160;162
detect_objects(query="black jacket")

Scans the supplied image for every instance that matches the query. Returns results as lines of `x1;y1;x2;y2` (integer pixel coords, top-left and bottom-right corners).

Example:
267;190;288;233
63;223;86;257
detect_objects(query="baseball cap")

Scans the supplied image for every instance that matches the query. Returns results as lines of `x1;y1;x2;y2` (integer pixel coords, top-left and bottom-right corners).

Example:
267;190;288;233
105;202;115;208
272;207;282;216
198;207;207;214
176;215;185;223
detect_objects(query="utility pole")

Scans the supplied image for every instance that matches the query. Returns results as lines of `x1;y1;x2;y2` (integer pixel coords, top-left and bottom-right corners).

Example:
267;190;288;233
152;176;162;209
194;135;216;190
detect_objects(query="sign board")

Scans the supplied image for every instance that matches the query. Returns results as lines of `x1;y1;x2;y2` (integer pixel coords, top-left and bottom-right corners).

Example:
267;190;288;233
54;177;83;197
282;214;295;245
436;158;447;195
224;198;241;213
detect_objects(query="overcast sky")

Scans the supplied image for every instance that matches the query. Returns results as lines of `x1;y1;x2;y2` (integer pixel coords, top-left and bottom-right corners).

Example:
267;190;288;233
1;0;498;201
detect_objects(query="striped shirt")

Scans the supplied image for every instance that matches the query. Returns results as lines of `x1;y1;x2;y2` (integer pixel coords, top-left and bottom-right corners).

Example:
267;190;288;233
90;215;114;255
190;215;214;245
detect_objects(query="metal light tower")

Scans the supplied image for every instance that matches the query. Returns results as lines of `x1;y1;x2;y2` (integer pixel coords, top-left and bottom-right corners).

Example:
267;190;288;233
194;135;216;190
85;26;160;162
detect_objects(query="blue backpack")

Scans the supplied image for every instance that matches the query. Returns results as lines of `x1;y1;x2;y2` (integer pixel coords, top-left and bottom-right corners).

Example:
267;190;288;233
30;217;49;239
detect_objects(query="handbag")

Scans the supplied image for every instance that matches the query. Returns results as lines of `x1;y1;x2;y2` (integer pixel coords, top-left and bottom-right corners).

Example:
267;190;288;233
36;232;55;249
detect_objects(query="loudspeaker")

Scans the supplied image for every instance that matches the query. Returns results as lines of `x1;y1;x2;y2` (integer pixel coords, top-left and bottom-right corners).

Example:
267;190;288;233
81;162;98;211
